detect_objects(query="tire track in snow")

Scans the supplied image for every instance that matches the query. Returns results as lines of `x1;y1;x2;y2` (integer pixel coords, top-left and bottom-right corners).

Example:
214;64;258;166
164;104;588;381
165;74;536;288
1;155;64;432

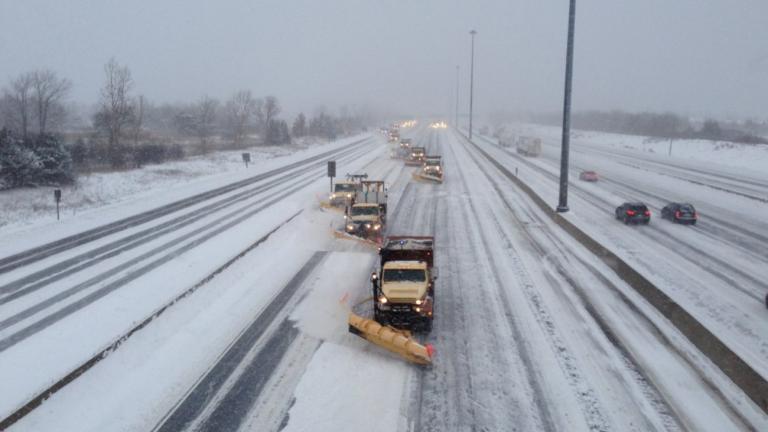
153;252;328;432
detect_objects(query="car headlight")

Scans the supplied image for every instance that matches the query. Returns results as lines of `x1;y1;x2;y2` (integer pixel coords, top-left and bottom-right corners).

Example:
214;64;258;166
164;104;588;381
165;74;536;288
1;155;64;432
346;224;354;231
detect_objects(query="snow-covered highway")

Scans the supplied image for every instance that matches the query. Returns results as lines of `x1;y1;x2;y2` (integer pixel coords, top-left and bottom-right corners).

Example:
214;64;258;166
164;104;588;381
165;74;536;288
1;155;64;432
1;125;766;431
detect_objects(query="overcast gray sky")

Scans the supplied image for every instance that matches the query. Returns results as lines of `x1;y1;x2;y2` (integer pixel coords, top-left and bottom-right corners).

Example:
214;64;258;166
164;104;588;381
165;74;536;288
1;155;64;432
2;0;767;119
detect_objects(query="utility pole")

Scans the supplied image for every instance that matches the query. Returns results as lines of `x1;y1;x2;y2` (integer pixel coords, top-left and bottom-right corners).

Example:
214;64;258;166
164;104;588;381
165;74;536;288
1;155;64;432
468;30;477;139
557;0;576;213
455;65;460;128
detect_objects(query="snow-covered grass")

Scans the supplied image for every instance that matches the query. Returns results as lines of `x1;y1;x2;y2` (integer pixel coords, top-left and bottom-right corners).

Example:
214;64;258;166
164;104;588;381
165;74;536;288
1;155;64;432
0;137;335;231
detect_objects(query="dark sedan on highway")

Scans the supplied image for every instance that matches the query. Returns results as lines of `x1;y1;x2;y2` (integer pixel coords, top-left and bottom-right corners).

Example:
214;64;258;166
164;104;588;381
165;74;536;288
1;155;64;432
661;202;698;225
615;202;651;225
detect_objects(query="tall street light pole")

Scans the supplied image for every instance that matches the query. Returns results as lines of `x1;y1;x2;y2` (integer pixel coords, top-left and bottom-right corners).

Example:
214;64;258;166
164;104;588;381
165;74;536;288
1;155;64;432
468;29;477;139
557;0;576;213
455;65;460;128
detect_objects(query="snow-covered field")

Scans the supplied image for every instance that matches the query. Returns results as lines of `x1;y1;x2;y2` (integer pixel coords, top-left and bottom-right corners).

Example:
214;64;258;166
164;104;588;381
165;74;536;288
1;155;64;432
497;122;768;176
0;138;333;232
1;124;766;431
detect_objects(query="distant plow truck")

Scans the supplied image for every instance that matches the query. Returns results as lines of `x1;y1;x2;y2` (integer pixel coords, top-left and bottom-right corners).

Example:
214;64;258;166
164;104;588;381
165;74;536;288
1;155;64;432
415;155;443;183
336;180;388;245
321;173;367;211
405;146;426;166
516;136;542;157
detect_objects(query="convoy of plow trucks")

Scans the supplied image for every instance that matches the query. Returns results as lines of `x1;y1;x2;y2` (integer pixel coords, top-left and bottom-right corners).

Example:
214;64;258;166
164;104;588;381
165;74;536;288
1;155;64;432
328;123;443;365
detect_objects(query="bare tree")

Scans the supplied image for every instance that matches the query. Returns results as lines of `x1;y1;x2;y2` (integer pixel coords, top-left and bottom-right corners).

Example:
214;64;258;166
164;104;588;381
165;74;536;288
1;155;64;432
93;58;135;167
263;96;281;137
3;72;35;138
225;90;256;147
195;95;218;153
31;69;71;135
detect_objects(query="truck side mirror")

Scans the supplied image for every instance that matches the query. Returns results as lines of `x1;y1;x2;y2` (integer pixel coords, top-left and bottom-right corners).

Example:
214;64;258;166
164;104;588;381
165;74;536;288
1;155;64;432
371;272;379;288
432;268;439;280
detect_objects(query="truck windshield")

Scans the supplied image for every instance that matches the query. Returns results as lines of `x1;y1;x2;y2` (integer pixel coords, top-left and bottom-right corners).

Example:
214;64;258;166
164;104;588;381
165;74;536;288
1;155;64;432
383;269;426;282
351;206;379;216
334;183;356;193
425;160;440;166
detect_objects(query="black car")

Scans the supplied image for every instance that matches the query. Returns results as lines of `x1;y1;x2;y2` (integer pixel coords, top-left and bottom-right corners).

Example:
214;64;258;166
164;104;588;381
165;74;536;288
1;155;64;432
615;202;651;224
661;202;698;225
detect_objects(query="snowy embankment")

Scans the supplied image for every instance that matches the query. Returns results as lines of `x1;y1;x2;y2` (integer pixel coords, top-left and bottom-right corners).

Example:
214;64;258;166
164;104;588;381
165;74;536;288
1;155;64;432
0;135;367;257
0;137;342;232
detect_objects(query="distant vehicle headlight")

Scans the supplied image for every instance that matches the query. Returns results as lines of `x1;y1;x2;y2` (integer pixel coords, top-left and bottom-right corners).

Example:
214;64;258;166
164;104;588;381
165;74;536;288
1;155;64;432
346;224;354;231
330;193;336;199
365;223;371;229
373;224;381;230
346;193;352;198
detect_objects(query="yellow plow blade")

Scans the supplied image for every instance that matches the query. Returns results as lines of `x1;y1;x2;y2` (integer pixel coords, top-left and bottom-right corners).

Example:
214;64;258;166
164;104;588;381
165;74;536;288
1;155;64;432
348;312;434;365
412;171;444;183
331;229;381;248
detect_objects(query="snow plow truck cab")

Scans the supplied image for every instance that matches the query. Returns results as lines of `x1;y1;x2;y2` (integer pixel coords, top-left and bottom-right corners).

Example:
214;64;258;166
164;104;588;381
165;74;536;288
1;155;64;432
419;156;443;182
344;203;384;241
372;236;436;332
406;146;426;166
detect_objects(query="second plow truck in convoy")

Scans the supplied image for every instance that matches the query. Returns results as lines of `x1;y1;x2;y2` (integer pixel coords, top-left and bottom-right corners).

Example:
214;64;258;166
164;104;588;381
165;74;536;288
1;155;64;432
416;155;443;183
406;146;426;166
340;180;388;245
348;236;437;365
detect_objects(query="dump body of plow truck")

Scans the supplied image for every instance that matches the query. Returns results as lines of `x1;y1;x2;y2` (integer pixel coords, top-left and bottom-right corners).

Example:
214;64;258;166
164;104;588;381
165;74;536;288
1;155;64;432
372;236;436;332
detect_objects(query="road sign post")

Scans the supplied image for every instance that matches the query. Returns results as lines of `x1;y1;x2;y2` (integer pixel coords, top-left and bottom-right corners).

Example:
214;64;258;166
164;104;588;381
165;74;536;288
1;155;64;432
327;161;336;193
54;189;62;220
241;152;251;168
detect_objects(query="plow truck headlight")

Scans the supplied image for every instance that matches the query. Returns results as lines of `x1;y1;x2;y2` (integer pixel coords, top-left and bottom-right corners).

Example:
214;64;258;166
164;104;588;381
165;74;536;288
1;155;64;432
378;295;388;304
415;299;422;305
373;224;381;230
365;223;371;229
347;193;352;198
346;224;354;231
414;307;422;312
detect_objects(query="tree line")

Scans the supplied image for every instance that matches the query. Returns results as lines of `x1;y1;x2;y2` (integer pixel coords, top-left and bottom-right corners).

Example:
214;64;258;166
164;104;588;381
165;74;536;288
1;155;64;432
531;110;768;145
1;59;370;190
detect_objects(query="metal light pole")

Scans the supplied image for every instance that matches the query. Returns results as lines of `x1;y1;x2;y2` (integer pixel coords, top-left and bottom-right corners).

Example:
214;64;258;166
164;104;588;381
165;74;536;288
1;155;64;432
468;30;477;139
557;0;576;213
455;65;460;127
